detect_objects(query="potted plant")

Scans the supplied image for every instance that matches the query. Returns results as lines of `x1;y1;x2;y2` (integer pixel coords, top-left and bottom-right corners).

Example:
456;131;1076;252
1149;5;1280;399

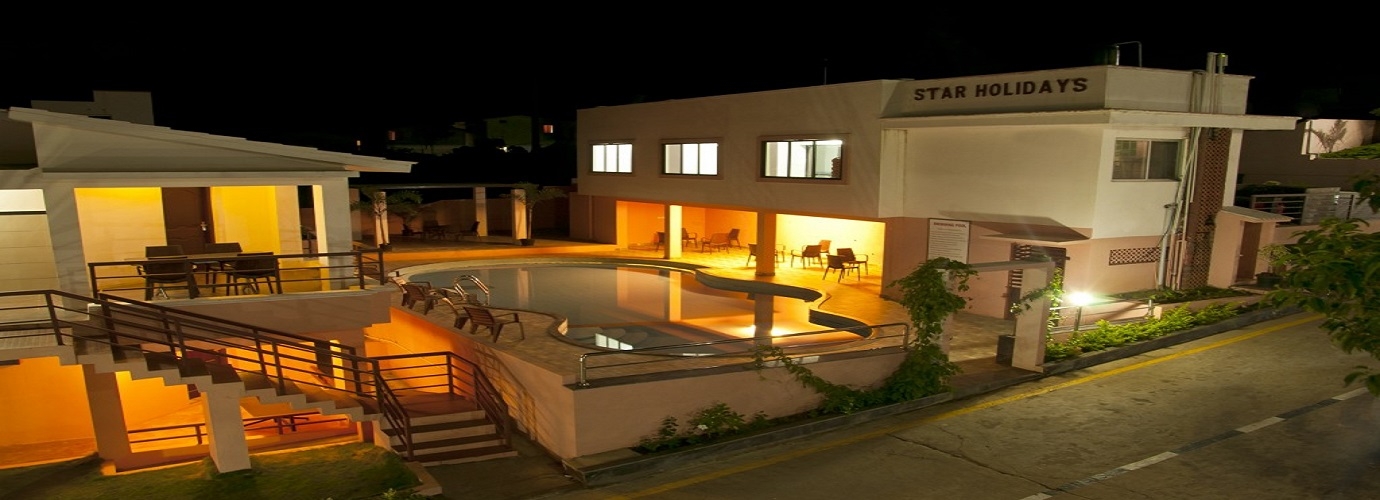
503;182;566;246
350;188;425;250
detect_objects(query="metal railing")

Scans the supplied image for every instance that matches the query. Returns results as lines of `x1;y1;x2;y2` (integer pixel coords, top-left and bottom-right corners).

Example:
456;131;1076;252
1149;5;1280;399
128;412;350;447
369;351;511;447
87;250;383;300
0;289;416;458
1247;191;1379;226
575;322;910;387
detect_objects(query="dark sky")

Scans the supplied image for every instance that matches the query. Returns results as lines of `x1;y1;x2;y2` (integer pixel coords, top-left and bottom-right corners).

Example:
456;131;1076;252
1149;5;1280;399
4;14;1377;150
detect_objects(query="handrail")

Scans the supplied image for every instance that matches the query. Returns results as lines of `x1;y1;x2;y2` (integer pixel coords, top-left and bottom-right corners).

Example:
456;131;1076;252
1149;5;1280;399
0;289;416;458
368;350;511;446
575;322;910;387
1246;191;1379;225
449;275;491;305
128;412;349;446
86;250;378;299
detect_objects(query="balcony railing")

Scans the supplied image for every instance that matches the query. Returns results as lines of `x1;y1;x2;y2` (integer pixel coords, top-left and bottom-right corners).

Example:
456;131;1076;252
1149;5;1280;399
1247;191;1379;226
86;249;386;300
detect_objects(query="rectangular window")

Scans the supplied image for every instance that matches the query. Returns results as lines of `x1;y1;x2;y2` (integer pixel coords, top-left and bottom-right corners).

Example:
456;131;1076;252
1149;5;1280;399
663;142;719;176
762;139;843;179
1113;139;1180;180
592;143;632;173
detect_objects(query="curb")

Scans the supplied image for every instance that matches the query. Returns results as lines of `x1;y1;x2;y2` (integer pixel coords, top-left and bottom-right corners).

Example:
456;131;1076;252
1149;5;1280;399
562;305;1299;486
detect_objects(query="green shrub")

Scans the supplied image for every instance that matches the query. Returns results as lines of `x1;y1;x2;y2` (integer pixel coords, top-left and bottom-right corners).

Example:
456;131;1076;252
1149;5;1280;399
1045;302;1244;362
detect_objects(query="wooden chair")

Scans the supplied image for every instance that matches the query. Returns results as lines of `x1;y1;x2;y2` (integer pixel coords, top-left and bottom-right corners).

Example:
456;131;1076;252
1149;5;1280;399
461;305;525;342
726;228;743;248
140;256;198;300
836;248;869;275
681;228;699;250
653;231;666;251
818;239;832;256
791;244;823;268
399;281;443;313
447;220;480;240
701;232;732;253
439;297;470;330
823;254;860;282
225;252;282;295
201;242;243;290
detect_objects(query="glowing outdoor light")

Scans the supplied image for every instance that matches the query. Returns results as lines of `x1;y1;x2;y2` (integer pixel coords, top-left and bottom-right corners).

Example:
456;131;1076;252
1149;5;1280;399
1066;291;1095;307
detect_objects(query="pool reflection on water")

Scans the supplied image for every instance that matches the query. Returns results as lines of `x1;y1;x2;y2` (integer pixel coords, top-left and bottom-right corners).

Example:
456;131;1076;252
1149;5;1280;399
408;263;833;354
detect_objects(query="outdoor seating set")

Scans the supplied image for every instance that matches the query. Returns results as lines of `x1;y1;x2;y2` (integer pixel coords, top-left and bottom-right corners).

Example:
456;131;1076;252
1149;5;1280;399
783;240;869;282
389;276;525;342
137;243;282;299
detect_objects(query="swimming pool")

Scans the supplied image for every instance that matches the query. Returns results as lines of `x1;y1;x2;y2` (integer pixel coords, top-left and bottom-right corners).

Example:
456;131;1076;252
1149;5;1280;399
406;260;845;354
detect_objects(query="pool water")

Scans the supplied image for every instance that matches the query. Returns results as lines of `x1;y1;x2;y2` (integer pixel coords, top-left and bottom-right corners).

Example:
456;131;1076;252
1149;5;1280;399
408;263;821;353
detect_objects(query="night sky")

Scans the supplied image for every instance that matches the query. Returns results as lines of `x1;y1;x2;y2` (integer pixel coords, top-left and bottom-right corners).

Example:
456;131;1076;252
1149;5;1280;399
4;13;1377;151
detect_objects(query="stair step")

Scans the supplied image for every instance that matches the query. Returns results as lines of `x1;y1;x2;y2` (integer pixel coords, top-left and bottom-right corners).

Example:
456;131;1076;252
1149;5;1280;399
382;417;492;437
408;445;519;466
394;433;506;453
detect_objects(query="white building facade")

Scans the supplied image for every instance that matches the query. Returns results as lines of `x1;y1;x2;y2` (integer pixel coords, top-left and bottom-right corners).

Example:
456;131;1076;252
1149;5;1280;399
575;63;1298;316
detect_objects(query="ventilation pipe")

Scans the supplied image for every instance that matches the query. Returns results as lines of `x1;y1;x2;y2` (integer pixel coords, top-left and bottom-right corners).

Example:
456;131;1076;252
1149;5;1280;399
1158;52;1227;288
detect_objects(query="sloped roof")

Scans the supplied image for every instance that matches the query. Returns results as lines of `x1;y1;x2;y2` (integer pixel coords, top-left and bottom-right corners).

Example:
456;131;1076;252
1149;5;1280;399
3;107;413;174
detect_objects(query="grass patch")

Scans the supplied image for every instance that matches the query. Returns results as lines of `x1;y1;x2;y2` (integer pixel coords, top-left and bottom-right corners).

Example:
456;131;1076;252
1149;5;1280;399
0;443;421;499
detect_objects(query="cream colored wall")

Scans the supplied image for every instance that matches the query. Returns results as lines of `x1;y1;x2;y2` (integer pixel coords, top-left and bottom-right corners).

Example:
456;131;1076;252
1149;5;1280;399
906;126;1103;228
213;186;288;253
576;81;891;219
0;357;94;446
118;371;199;428
75;187;165;263
1091;128;1187;238
0;212;59;291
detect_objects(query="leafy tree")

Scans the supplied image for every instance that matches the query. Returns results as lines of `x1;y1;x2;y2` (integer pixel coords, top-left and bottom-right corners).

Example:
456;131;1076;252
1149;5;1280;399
350;188;425;246
502;182;566;241
1265;172;1380;394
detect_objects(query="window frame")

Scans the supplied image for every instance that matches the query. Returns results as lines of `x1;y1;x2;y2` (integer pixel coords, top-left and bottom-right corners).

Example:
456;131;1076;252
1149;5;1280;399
661;140;721;177
591;142;633;174
1112;138;1182;181
760;137;845;181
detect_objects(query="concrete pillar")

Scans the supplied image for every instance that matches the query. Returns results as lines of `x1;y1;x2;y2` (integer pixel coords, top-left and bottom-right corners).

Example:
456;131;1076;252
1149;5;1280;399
753;294;775;346
42;184;92;305
755;212;779;277
82;365;131;460
513;188;529;242
473;187;489;236
315;180;354;289
665;205;684;259
1012;267;1051;372
201;385;251;472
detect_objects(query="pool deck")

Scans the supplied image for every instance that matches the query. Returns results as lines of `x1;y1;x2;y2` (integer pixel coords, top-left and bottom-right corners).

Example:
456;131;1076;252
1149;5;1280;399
378;236;1023;385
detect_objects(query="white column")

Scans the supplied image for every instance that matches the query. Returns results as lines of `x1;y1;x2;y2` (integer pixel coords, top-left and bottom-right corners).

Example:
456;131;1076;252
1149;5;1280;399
473;187;489;237
201;384;251;472
665;205;683;259
315;180;355;289
755;212;778;277
42;184;92;302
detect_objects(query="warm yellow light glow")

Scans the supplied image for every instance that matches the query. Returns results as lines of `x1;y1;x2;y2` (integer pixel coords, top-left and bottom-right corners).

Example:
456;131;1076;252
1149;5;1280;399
1066;291;1095;307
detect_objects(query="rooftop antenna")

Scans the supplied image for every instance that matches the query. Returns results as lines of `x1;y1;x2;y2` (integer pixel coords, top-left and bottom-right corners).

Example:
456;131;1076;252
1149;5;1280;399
822;58;829;84
1109;41;1143;67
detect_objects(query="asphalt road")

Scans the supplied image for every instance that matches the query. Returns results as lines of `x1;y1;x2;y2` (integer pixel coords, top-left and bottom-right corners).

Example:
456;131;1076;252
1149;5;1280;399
542;313;1380;499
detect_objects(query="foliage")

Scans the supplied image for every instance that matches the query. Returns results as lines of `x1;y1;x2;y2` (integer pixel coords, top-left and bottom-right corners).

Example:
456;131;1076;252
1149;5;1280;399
1044;303;1246;362
502;181;567;240
1110;285;1251;304
351;188;427;232
1264;173;1380;394
1319;143;1380;159
636;402;770;452
1008;266;1065;330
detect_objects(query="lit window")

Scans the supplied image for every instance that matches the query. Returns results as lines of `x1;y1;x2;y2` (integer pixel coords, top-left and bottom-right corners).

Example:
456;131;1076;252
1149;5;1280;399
592;143;632;173
1113;139;1180;180
663;142;719;176
543;124;555;134
762;139;843;179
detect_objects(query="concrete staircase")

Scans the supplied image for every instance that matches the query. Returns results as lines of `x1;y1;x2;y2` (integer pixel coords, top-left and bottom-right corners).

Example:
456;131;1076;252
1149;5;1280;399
380;392;517;465
70;337;377;422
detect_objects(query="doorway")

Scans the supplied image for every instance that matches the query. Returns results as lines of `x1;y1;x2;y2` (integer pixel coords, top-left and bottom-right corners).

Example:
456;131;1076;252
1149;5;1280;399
162;188;212;254
1004;244;1068;320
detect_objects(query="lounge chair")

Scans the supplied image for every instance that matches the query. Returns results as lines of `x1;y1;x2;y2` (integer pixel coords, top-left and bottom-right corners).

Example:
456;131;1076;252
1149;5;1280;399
791;244;823;268
462;305;525;342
